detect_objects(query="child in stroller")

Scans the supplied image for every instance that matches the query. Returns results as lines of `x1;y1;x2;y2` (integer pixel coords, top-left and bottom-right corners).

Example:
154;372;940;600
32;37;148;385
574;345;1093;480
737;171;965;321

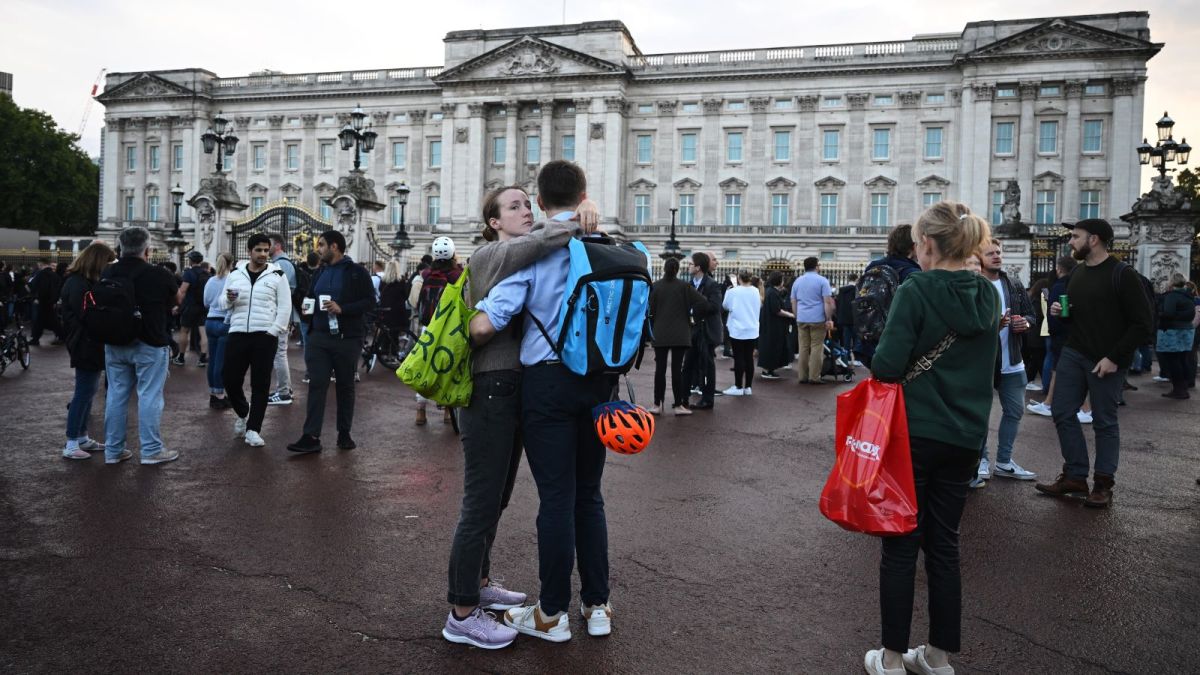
821;335;855;382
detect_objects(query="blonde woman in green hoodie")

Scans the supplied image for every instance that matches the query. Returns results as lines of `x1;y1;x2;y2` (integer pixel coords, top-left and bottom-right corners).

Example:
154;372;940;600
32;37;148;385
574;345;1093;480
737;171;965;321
863;202;999;675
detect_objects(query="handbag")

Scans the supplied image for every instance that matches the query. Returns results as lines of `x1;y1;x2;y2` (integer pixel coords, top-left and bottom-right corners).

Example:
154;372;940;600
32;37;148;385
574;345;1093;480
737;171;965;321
395;269;474;407
818;332;956;536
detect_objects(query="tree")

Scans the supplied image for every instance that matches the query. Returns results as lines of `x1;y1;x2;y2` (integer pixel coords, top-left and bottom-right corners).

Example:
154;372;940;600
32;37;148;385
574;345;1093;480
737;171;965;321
0;96;99;235
1177;168;1198;204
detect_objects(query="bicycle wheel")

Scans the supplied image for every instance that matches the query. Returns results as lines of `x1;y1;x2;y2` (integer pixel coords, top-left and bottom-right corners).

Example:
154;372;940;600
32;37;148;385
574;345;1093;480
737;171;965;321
365;352;378;373
18;337;30;369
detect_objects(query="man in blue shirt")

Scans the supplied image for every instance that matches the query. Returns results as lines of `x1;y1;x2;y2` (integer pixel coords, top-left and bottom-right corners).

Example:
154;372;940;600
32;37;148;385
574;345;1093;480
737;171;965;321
790;257;835;384
470;160;614;643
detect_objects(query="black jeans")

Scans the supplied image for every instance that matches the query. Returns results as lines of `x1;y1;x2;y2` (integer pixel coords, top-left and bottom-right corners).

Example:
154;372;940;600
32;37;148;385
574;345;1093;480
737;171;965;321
222;331;278;433
521;363;613;615
447;369;524;606
1159;350;1190;392
653;346;688;408
31;302;62;342
302;330;359;437
880;436;976;653
730;337;756;388
683;334;716;403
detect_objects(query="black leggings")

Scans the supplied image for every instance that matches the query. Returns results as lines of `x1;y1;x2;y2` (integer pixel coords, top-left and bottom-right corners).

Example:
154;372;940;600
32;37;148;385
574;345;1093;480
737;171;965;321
730;338;756;389
654;346;688;408
1159;350;1190;391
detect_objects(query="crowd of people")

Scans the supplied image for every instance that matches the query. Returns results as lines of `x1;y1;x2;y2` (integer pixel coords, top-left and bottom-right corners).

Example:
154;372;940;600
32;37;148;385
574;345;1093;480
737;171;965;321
3;154;1199;673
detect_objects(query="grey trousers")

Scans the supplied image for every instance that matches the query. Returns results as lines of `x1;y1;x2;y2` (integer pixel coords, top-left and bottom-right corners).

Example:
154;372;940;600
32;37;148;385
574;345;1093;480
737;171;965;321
1050;347;1124;479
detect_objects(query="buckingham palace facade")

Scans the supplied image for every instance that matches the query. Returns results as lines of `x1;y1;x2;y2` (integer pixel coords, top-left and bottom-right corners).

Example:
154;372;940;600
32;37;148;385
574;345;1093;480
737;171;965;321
95;12;1160;266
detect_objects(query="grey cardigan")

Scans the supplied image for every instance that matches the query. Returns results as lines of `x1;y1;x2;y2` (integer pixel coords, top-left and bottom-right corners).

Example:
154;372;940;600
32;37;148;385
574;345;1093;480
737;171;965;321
465;219;581;374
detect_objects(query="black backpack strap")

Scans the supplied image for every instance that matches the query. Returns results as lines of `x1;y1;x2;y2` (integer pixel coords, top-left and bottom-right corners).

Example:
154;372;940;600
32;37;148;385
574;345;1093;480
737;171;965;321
524;308;561;357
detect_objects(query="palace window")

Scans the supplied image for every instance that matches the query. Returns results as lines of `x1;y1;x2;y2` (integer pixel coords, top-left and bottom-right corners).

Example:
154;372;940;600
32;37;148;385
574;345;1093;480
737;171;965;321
819;194;838;227
994;122;1015;155
1039;85;1061;97
822;130;840;161
870;193;889;227
637;103;653;114
253;144;266;170
872;128;891;161
680;133;697;163
726;131;744;162
823;97;842;108
148;145;159;171
251;196;264;213
124;195;135;220
726;100;745;111
923;192;942;208
681;102;700;113
991;190;1004;225
561;134;575;161
392;140;407;169
125;145;136;171
390;196;403;225
1035;190;1057;224
774;99;793;109
770;194;789;226
634;194;651;225
492;137;505;165
636;135;652;164
996;88;1017;98
1079;190;1101;220
524;136;539;164
773;130;791;161
724;194;742;226
873;95;893;106
678;194;695;226
1083;120;1104;153
924;127;943;159
320;202;332;221
427;195;441;224
429;140;442;168
286;143;300;170
172;144;183;171
1084;84;1106;96
320;142;333;170
1039;121;1059;154
926;93;945;104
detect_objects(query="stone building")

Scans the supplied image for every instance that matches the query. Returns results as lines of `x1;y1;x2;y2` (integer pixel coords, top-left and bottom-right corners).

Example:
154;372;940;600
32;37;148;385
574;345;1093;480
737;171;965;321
95;12;1160;272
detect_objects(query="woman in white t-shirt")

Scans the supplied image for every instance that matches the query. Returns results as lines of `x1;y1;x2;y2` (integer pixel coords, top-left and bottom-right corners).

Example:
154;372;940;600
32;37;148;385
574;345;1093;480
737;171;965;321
721;270;763;396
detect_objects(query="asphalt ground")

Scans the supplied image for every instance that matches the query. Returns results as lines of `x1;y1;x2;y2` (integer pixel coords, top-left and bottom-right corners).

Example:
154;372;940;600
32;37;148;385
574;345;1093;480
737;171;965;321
1;340;1197;674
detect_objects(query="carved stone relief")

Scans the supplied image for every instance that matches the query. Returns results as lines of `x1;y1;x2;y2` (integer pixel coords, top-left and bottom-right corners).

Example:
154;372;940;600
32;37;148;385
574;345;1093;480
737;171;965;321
846;93;869;109
455;127;469;143
501;47;559;76
749;97;771;113
657;100;677;115
589;123;605;140
702;99;722;114
267;115;285;128
604;97;626;113
797;95;819;112
301;114;319;128
1150;250;1183;287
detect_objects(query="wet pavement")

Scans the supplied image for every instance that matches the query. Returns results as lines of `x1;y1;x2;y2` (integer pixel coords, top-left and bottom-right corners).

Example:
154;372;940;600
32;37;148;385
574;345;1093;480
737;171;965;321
1;340;1197;674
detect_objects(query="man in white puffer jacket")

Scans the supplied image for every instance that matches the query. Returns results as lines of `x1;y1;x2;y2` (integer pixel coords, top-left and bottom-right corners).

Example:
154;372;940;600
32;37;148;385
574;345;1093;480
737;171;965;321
215;233;292;447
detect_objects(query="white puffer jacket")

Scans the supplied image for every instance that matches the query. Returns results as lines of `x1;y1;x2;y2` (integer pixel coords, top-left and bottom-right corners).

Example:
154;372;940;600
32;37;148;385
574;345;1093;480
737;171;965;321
216;261;292;336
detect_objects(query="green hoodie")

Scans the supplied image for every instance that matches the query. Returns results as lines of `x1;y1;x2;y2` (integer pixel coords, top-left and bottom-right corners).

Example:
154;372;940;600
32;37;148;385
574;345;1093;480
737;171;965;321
871;270;1000;450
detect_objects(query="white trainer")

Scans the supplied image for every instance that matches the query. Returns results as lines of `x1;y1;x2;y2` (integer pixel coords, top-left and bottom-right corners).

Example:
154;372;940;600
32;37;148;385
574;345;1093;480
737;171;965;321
1026;402;1052;417
581;602;612;637
742;387;752;396
503;604;571;643
1077;410;1093;424
902;646;954;675
993;460;1037;480
243;430;266;447
721;386;744;397
977;457;991;479
234;416;247;437
1025;381;1043;391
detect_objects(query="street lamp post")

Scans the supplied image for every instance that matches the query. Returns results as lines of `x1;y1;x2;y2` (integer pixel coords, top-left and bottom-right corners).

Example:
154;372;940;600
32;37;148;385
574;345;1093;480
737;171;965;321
1137;111;1191;179
338;104;378;171
389;183;413;261
200;111;239;173
661;207;684;261
165;183;188;267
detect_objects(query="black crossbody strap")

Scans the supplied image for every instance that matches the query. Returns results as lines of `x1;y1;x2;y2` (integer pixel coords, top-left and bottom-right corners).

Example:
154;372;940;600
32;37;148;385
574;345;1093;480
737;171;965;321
902;331;958;385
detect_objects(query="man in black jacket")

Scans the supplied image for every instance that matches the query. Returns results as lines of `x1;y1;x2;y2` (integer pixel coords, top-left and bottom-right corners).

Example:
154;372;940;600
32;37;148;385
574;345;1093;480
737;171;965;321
683;252;723;410
288;230;376;453
28;258;64;345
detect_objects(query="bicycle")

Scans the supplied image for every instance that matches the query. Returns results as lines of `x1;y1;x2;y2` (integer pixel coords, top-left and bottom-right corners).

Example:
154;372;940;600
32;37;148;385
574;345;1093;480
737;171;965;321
361;307;416;374
0;320;32;376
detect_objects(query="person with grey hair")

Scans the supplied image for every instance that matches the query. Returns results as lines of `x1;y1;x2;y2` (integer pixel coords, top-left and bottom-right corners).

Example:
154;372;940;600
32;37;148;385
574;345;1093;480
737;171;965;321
101;226;181;465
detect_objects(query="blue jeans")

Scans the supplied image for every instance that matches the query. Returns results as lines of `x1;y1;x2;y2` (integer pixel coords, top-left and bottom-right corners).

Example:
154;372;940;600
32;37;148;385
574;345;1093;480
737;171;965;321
104;341;170;459
205;319;230;394
1051;348;1124;479
980;370;1026;465
66;368;102;441
1041;337;1057;395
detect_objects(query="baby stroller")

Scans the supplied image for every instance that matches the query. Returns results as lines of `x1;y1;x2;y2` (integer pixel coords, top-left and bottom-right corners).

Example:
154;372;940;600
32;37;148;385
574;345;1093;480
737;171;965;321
821;336;855;382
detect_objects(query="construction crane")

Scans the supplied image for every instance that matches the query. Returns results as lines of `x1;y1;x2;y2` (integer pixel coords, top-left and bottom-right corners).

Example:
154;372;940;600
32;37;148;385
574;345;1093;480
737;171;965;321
77;68;107;137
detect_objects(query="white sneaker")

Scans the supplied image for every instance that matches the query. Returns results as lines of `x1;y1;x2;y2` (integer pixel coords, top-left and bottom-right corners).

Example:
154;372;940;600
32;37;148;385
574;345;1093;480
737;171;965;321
1077;410;1093;424
1026;402;1052;417
1153;376;1170;383
721;386;744;397
742;387;752;396
646;405;662;415
852;360;864;367
1025;381;1043;391
977;457;991;479
902;646;954;675
503;604;571;642
243;430;265;447
864;648;906;675
140;449;180;465
993;461;1037;480
581;602;612;637
62;445;92;460
234;416;247;437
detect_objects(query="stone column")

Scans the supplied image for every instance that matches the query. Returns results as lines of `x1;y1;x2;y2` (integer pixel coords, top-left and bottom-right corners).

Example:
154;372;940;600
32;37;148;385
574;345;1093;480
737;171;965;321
503;101;518;185
699;99;720;225
746;97;771;225
1110;78;1140;216
1016;82;1038;221
572;97;591;171
465;103;487;225
268;115;284;200
1062;81;1084;223
655;100;678;223
970;84;994;213
845;93;869;226
897;91;921;221
102;118;122;223
602;97;627;226
408;109;427;189
795;96;817;224
538;98;554;167
439;103;456;228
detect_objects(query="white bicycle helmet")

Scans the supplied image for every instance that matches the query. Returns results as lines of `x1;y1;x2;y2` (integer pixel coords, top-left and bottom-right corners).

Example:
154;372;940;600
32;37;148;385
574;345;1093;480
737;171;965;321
431;236;456;261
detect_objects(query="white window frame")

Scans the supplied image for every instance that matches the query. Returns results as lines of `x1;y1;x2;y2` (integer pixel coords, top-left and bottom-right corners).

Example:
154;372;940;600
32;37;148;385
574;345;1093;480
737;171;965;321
492;137;506;165
994;122;1015;156
251;196;264;213
524;135;539;164
723;193;742;226
678;193;695;226
726;131;744;163
870;193;890;227
286;143;300;170
680;132;697;164
1035;190;1057;225
146;195;159;221
1038;121;1059;155
636;135;652;164
390;196;402;225
561;134;575;161
427;195;441;224
822;129;840;161
634;194;651;225
147;145;159;171
770;193;789;226
124;195;135;220
926;93;946;104
392;140;407;169
125;145;136;171
922;192;942;208
1079;190;1101;220
871;128;891;161
1082;120;1104;154
429;140;442;168
924;127;944;159
320;142;334;170
991;190;1004;225
773;130;791;162
172;144;183;171
819;193;838;227
253;144;266;171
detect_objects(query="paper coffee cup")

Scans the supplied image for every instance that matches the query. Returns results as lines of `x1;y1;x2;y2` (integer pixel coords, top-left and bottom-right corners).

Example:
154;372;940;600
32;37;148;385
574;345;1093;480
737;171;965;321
302;298;316;315
319;294;332;310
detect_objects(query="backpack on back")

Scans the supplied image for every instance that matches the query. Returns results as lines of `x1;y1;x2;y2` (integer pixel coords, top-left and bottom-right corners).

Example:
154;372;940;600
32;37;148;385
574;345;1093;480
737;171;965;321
529;237;652;377
418;268;454;326
82;266;149;346
183;267;210;309
853;264;900;344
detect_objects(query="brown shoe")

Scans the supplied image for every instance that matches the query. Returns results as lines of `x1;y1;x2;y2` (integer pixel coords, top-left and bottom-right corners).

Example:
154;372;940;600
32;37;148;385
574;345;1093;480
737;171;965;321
443;408;453;424
1084;474;1115;508
1035;474;1089;500
415;408;427;426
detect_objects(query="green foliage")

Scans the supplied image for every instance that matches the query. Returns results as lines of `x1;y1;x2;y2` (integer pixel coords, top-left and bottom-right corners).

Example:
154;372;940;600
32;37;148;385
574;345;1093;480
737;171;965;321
0;96;99;235
1177;168;1198;204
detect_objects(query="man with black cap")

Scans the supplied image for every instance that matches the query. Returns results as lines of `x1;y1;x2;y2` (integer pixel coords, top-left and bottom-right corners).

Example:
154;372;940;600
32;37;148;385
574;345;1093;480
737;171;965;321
1035;218;1153;508
175;250;210;366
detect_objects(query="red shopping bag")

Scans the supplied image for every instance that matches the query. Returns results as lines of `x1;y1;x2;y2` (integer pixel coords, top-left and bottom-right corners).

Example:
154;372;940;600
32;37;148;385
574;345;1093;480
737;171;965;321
819;378;918;536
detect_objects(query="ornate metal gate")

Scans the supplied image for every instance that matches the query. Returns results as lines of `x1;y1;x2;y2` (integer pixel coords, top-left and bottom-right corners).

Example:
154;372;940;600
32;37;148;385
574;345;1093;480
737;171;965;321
1031;234;1138;282
229;201;330;259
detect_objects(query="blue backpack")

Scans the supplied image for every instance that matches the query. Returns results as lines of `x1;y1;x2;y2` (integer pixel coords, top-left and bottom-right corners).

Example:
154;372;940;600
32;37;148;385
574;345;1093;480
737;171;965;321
529;236;652;376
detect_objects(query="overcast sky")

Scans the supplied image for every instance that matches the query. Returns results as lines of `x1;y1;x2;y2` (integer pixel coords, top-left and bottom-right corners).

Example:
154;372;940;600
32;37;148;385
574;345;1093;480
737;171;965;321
3;0;1193;192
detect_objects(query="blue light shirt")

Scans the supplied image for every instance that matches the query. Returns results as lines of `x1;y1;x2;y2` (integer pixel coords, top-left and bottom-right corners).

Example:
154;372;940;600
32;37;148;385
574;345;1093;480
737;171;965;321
790;271;833;323
476;212;574;367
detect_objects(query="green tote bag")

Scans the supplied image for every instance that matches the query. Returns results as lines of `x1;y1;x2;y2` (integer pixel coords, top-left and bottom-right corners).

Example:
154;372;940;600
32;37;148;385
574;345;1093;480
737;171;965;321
396;269;474;407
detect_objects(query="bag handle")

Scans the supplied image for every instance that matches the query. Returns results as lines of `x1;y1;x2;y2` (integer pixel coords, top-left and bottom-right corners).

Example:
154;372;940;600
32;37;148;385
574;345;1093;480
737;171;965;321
901;331;957;385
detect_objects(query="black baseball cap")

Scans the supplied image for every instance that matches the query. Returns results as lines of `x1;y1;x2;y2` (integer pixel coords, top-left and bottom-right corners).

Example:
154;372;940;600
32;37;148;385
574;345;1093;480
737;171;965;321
1065;218;1114;244
187;250;204;263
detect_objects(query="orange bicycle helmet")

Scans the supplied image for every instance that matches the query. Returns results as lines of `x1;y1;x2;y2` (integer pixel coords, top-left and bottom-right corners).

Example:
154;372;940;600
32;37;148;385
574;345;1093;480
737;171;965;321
592;401;655;455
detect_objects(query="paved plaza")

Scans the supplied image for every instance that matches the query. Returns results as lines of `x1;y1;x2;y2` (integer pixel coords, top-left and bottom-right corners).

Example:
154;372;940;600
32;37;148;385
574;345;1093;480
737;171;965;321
2;343;1197;673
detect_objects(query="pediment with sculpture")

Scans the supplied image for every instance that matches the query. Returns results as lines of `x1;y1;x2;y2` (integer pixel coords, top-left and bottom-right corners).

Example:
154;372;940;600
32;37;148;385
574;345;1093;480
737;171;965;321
435;36;626;83
965;18;1161;62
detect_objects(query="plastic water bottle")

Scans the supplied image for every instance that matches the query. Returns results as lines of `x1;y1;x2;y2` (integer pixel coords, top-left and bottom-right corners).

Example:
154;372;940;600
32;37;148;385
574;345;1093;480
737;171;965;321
329;314;339;335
